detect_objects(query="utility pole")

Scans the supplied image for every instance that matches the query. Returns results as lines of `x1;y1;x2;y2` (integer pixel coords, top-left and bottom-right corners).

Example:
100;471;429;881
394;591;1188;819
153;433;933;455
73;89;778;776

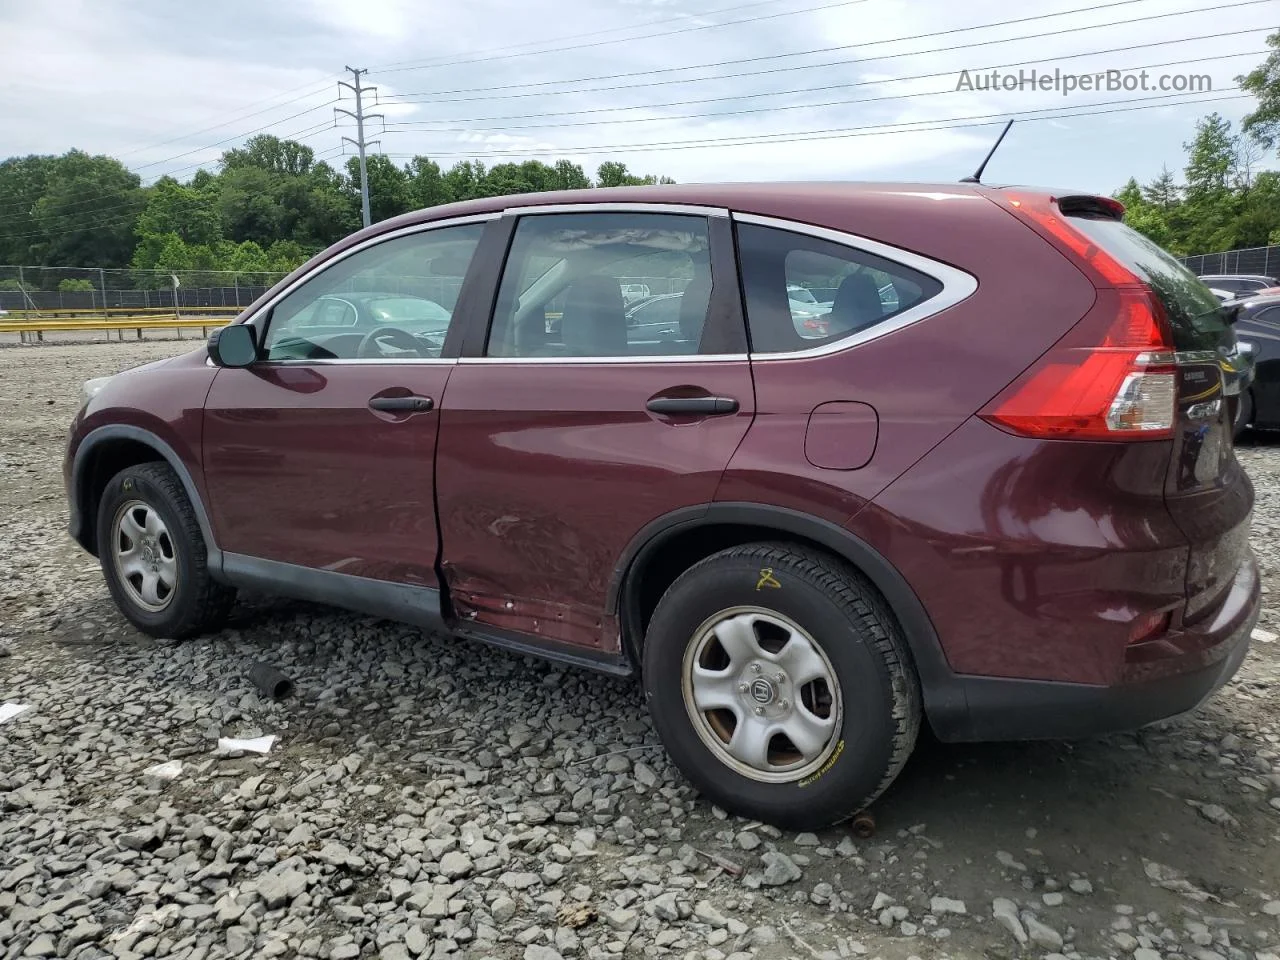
336;67;383;229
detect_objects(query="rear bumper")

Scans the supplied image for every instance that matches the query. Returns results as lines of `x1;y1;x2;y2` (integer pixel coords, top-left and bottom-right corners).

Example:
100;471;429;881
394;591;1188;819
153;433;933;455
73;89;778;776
931;552;1258;742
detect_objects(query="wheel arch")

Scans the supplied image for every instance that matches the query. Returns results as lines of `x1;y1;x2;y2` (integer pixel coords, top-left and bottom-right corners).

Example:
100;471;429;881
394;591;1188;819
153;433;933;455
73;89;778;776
610;502;965;729
72;425;221;570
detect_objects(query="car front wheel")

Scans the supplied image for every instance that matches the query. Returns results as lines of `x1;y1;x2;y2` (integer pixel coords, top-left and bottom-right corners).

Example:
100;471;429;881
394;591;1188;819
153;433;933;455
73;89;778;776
643;542;921;831
96;462;235;639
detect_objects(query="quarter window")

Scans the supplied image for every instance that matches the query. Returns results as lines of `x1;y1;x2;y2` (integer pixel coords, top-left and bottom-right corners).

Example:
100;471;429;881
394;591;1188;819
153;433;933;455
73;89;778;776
262;223;484;361
736;223;942;354
486;212;714;358
1254;306;1280;328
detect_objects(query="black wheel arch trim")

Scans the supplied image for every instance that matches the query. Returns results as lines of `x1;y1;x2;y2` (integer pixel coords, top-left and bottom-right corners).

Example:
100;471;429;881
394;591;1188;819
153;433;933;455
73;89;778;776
609;501;970;736
70;424;223;572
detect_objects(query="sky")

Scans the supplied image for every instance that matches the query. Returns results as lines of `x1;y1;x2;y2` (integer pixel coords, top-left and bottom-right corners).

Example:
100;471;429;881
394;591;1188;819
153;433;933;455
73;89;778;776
0;0;1274;194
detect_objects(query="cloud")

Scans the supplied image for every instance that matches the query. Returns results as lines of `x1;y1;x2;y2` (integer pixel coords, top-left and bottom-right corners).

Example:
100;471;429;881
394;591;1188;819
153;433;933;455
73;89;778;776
0;0;1272;191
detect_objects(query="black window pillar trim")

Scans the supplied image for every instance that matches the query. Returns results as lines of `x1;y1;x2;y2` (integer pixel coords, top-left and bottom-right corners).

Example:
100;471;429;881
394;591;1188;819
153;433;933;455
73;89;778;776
457;215;518;360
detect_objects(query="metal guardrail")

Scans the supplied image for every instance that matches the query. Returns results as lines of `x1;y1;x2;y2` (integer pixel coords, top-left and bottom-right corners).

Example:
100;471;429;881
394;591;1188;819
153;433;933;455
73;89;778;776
0;316;233;342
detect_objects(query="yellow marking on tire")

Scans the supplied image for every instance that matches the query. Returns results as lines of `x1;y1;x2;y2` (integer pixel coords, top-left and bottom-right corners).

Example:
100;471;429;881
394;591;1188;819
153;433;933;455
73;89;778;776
756;568;782;590
798;739;844;787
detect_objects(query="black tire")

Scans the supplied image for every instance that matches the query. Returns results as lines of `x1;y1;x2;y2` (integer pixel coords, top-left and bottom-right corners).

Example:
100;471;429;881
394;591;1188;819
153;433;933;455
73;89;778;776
1234;389;1254;440
642;542;921;831
95;463;235;639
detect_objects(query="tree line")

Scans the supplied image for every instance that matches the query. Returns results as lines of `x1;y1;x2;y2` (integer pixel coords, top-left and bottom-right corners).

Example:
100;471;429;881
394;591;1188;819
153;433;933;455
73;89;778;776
1112;31;1279;257
0;141;672;287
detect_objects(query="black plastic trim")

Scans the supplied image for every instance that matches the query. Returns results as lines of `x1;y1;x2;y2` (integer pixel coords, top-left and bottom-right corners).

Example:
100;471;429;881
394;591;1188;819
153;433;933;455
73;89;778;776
943;609;1254;741
221;553;447;633
221;553;631;676
451;622;633;677
70;425;222;568
610;501;966;733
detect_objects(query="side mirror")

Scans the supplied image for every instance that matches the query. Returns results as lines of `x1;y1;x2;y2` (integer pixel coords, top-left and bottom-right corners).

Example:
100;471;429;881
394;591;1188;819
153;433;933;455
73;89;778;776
208;324;258;368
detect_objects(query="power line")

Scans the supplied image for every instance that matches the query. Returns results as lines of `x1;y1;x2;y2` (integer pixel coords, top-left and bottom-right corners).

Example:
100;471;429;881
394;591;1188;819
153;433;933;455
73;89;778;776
379;51;1260;134
373;0;821;71
384;28;1266;116
381;0;1262;102
377;89;1249;158
113;80;340;161
376;0;874;74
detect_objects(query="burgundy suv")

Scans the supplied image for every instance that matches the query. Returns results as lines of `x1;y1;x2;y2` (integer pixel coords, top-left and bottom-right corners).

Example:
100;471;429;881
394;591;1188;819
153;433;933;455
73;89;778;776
64;183;1258;829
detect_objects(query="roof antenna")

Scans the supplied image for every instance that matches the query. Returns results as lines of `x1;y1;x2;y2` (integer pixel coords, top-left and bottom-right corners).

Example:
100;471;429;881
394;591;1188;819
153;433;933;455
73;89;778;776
960;119;1014;184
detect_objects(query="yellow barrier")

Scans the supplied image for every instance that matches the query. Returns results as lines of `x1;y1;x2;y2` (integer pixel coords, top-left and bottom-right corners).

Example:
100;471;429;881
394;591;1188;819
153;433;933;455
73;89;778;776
0;317;232;340
2;306;245;317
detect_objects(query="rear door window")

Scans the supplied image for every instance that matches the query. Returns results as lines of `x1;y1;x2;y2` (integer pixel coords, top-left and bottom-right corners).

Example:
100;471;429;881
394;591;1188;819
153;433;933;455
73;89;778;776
1067;217;1229;351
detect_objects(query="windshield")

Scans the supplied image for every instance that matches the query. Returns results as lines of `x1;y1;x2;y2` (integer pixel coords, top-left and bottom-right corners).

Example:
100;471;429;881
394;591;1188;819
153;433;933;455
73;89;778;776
1067;216;1229;351
787;286;817;303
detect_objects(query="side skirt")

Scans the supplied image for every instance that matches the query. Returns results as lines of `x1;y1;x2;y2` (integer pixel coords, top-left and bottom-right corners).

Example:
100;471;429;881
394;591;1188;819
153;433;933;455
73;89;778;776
219;553;634;677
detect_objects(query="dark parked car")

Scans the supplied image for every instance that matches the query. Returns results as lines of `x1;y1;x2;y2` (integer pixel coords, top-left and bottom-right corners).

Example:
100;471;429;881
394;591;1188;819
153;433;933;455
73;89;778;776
65;183;1258;830
1230;292;1280;433
1197;273;1279;298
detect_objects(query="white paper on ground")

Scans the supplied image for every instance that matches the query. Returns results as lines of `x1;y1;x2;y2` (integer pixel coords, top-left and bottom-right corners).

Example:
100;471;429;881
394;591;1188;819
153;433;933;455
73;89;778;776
216;735;276;754
143;760;183;781
0;703;32;724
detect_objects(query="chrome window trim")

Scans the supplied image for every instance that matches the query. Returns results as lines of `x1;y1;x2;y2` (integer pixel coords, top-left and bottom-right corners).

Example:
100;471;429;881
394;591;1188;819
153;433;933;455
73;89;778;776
254;357;458;367
731;212;979;361
503;202;730;218
239;212;498;331
460;354;748;365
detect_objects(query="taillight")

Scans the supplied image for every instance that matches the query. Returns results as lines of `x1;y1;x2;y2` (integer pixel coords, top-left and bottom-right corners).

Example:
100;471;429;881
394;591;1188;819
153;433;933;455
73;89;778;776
983;197;1180;442
1128;609;1171;645
980;285;1177;441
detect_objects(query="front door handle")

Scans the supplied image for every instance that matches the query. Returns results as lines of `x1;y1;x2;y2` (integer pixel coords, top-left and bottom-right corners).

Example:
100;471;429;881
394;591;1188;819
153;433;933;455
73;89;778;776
646;396;739;415
369;395;434;412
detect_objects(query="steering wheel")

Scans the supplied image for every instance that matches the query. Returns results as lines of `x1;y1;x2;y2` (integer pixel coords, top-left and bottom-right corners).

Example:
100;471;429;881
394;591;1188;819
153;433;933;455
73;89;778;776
357;326;424;359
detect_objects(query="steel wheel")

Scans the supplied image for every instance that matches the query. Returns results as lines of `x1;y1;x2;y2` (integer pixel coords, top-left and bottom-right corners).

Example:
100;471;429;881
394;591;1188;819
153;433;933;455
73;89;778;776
681;605;843;783
111;499;178;612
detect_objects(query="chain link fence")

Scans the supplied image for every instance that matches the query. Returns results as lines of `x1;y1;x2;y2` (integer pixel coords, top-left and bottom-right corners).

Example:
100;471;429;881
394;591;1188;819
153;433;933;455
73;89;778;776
1180;245;1280;279
0;265;291;316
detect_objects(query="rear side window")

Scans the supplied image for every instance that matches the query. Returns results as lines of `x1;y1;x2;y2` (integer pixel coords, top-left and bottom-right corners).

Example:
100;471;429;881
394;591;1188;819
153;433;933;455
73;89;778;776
736;223;942;353
1067;217;1228;351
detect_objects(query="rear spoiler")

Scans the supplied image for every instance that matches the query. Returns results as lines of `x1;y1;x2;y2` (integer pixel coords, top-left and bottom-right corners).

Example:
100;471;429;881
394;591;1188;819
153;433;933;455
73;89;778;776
1055;195;1126;220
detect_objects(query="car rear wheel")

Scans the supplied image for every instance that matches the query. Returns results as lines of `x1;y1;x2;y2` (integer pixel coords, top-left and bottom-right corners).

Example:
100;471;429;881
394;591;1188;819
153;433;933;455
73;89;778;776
642;542;921;830
96;463;235;639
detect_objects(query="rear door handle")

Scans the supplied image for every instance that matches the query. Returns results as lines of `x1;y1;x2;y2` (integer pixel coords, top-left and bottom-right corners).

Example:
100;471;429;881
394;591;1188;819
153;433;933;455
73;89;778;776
369;395;434;412
646;396;739;415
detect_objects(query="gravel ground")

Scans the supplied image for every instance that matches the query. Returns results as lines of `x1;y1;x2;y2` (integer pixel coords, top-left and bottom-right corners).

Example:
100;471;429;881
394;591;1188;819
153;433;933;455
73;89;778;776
2;340;1279;960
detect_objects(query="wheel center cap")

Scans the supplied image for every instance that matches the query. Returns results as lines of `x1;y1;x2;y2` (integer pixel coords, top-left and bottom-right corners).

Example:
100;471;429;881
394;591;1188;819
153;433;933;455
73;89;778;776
748;678;776;705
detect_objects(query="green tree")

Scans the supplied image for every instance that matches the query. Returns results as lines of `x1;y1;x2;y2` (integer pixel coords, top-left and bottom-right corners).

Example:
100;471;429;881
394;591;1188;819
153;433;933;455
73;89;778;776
136;176;220;246
57;278;95;292
26;151;144;267
346;155;412;224
406;157;452;209
1239;29;1280;151
1141;166;1180;210
221;135;316;176
443;161;486;203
